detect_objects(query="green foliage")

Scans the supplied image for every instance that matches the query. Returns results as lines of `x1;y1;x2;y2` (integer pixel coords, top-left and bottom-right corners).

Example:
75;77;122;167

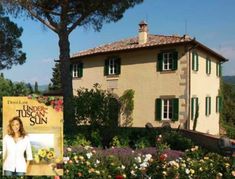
90;130;102;147
135;137;151;149
34;81;40;94
110;135;130;147
222;122;235;139
74;84;120;128
221;81;235;138
163;130;194;151
0;75;31;126
49;62;61;91
120;89;135;127
0;4;26;70
64;134;91;147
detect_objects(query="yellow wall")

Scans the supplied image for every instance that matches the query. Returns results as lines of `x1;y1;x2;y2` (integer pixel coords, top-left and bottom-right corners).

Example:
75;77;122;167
72;46;189;129
190;49;220;135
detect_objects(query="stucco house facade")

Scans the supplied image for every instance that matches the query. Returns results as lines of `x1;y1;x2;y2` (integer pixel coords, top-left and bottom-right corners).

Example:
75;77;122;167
70;21;227;135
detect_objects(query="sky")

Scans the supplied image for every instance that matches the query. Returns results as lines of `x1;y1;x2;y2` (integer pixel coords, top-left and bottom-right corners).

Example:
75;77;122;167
2;0;235;85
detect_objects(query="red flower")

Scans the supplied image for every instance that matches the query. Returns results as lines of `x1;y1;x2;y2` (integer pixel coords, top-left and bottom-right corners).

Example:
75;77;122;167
115;175;124;179
159;153;167;161
57;99;63;105
54;176;60;179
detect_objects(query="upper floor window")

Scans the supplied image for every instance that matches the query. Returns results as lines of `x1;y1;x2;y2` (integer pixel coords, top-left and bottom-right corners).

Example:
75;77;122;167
72;62;83;78
104;57;121;76
155;98;179;121
206;57;211;75
192;52;199;71
157;51;178;71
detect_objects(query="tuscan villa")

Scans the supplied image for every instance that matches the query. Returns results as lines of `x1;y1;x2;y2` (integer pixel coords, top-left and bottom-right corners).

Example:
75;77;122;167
70;21;227;135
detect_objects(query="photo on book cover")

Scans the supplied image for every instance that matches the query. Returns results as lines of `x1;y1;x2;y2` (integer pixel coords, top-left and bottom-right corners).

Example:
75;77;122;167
2;96;63;176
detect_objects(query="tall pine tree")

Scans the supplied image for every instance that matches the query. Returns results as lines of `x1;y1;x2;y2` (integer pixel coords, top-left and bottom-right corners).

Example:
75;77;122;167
49;62;61;91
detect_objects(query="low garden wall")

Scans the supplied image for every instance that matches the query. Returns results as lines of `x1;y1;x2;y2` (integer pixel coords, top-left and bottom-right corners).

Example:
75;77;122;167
179;129;235;154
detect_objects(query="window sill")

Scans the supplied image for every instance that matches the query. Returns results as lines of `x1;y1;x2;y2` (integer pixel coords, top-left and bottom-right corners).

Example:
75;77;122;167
72;77;82;79
159;70;176;74
106;74;120;79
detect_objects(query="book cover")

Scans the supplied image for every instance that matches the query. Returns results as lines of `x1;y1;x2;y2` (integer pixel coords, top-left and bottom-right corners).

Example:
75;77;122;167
2;96;63;176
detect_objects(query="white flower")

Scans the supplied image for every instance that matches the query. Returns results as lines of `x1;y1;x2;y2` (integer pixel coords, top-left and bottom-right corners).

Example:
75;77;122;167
136;156;142;163
95;170;100;175
96;160;100;164
185;168;190;174
123;174;126;178
144;154;152;162
131;170;136;176
140;162;148;169
86;152;93;159
63;157;70;164
121;165;125;170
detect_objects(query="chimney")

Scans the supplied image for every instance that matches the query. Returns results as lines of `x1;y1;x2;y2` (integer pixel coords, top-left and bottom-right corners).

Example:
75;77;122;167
138;20;148;44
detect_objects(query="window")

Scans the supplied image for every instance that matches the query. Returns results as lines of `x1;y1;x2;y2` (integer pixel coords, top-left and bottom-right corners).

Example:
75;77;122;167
206;58;211;74
216;63;222;77
155;98;178;121
191;97;199;120
104;57;121;76
216;96;222;113
192;52;199;71
205;96;211;116
157;51;178;71
72;62;83;78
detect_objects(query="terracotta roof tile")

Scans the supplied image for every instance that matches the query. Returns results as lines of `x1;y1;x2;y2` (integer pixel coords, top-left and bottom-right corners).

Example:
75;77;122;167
71;34;193;58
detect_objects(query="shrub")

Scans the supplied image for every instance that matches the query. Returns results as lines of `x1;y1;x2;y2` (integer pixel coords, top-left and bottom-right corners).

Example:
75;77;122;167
163;131;194;151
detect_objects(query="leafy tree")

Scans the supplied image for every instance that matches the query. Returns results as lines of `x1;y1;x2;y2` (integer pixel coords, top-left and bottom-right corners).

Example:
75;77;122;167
27;83;33;94
34;81;39;94
0;76;31;126
221;81;235;125
49;62;61;91
74;84;120;129
2;0;143;133
0;4;26;70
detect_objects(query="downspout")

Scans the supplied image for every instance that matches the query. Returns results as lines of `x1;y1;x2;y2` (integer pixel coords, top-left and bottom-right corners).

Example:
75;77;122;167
186;41;198;130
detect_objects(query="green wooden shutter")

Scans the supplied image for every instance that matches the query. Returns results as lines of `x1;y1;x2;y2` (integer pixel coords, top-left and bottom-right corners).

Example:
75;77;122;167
155;98;162;121
196;53;199;71
216;96;222;113
209;60;211;74
192;52;195;70
191;98;194;120
78;62;83;77
104;59;109;76
209;97;211;115
217;63;222;77
172;98;179;121
172;51;178;70
206;58;211;74
157;53;163;71
116;58;121;75
219;96;222;112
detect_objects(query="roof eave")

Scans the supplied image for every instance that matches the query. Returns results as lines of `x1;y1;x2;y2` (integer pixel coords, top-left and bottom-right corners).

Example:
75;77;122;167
191;40;228;62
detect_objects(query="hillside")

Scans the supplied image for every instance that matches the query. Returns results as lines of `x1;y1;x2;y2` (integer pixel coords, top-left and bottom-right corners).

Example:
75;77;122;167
223;75;235;85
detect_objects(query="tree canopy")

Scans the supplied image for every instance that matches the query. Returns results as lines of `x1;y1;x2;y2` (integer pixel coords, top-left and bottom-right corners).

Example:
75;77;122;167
0;4;26;70
2;0;144;133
